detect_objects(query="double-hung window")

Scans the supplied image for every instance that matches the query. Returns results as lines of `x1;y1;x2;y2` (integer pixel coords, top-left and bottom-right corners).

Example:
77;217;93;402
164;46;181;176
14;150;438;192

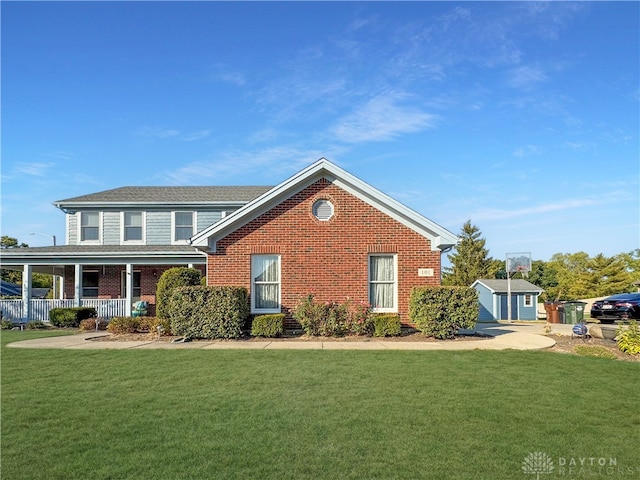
524;294;533;307
173;212;194;242
123;212;143;242
82;270;99;298
80;212;100;242
369;254;397;312
251;255;280;313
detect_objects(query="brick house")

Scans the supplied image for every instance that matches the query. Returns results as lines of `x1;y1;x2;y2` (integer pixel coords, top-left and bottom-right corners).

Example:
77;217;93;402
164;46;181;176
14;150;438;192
1;158;458;325
191;159;458;326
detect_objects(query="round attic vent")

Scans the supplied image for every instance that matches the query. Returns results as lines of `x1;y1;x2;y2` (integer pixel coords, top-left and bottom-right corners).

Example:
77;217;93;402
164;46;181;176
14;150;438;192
312;199;334;221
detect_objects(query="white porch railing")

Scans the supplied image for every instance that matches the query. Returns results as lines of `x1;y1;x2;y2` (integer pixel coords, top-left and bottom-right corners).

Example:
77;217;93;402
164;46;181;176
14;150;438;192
0;300;23;322
0;299;128;322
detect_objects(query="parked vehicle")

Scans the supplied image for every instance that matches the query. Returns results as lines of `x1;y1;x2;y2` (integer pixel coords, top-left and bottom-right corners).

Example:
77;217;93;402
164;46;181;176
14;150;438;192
590;293;640;323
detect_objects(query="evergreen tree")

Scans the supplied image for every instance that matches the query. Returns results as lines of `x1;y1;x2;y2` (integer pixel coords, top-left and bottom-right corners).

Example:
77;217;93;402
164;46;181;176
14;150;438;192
442;221;491;286
588;254;633;296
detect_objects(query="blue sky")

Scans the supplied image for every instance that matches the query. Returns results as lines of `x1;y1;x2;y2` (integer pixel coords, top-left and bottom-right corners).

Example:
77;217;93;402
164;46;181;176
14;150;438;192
2;1;638;262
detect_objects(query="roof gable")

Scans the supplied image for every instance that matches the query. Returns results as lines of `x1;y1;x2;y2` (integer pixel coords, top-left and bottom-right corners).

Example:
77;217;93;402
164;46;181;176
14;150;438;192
190;158;458;251
471;279;544;294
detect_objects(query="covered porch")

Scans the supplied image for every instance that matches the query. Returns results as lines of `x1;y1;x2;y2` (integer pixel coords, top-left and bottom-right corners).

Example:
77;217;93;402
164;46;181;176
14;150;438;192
1;245;207;322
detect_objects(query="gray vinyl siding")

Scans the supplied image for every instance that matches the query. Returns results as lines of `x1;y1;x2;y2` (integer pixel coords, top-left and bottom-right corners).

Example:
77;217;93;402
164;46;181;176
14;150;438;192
197;211;224;234
146;211;171;245
67;214;78;245
103;212;120;245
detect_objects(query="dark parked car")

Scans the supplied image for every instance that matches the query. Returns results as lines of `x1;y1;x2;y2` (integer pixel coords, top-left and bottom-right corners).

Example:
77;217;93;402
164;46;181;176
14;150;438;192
590;293;640;323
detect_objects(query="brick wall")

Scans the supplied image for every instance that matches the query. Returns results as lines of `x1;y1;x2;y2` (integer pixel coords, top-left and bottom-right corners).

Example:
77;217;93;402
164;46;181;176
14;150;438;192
207;179;442;326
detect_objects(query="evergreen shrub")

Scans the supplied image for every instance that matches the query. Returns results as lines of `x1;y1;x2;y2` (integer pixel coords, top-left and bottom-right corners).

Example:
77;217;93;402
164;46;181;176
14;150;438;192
409;286;478;339
168;286;249;339
372;314;401;337
156;267;202;320
251;314;285;337
49;307;97;328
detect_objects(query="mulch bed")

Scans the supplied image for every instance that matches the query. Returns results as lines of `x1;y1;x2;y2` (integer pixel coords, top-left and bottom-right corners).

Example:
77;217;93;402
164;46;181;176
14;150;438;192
547;334;639;362
91;330;489;343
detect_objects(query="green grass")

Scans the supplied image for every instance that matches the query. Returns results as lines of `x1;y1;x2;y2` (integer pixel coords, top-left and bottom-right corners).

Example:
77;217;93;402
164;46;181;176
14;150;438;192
2;330;639;480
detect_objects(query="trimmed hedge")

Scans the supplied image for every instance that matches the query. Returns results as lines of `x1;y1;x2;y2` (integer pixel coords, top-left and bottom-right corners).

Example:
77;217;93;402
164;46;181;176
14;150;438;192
168;286;249;339
79;318;108;332
372;314;401;337
156;267;202;320
409;286;478;339
292;295;373;337
138;316;172;336
107;316;140;334
251;314;285;338
49;307;97;328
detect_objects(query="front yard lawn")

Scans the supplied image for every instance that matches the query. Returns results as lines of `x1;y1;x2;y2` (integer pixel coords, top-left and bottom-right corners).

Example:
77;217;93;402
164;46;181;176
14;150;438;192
2;330;638;479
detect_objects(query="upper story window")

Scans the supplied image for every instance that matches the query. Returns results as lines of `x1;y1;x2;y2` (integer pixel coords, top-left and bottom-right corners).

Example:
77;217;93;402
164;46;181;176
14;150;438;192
123;212;144;242
173;211;195;242
80;212;100;242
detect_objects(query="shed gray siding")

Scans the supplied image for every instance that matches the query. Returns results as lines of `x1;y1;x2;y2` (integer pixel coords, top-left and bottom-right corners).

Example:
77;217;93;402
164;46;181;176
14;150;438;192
476;283;496;322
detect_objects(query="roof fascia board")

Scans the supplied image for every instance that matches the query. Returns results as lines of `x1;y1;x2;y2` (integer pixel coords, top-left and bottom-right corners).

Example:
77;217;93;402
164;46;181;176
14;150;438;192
54;201;248;210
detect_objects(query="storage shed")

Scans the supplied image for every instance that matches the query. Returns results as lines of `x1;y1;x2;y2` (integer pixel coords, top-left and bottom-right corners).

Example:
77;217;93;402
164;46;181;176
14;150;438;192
471;279;544;322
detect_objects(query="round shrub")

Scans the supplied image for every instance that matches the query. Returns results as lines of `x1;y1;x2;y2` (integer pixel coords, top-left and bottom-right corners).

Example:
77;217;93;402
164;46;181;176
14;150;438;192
373;314;401;337
79;318;108;332
251;314;285;337
137;316;172;336
107;316;140;334
49;307;97;328
156;267;202;320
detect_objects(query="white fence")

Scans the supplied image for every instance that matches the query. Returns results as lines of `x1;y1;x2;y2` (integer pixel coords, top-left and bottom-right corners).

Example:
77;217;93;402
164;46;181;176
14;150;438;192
0;299;128;322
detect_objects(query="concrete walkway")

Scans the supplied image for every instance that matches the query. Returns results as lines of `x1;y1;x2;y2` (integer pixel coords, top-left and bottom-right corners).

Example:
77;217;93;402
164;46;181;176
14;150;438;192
6;322;574;351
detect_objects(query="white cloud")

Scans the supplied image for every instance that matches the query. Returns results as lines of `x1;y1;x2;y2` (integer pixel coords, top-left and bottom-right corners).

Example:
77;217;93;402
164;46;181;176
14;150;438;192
12;162;55;177
507;65;548;90
134;126;210;141
135;126;180;138
330;93;437;143
157;145;336;185
513;145;540;158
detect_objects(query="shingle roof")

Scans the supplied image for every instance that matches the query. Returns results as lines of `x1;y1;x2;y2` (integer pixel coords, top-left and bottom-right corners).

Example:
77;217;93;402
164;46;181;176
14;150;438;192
473;279;544;293
54;186;273;205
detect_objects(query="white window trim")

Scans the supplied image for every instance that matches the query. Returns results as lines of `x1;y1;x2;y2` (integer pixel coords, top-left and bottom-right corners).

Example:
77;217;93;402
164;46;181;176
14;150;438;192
171;211;197;244
524;294;533;307
251;254;281;314
81;269;100;299
121;211;146;245
368;254;398;313
77;212;102;245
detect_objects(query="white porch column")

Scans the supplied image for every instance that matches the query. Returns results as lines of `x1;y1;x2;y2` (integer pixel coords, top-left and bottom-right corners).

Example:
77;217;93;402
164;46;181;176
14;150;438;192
22;265;32;321
125;263;133;317
74;264;82;307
